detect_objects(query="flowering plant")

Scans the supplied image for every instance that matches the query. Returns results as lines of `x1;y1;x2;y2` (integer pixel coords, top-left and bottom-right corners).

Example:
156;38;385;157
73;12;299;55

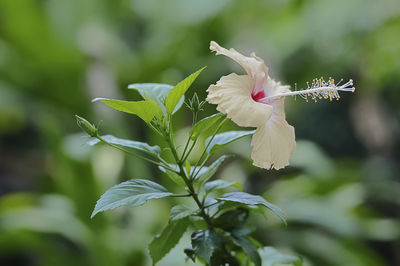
77;41;354;265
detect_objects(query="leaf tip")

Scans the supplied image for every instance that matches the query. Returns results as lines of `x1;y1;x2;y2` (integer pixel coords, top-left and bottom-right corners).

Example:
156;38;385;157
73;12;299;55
92;97;106;103
90;210;98;219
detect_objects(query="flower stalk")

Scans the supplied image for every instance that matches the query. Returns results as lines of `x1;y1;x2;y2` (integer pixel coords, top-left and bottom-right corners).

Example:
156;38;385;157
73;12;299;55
165;117;214;228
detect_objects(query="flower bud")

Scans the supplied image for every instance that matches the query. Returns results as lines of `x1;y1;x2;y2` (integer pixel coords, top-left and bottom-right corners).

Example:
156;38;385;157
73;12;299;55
185;93;206;113
75;115;98;137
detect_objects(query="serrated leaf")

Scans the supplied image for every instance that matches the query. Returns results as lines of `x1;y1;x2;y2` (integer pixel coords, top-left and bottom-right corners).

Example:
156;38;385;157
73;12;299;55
170;204;197;222
149;218;190;265
191;229;221;263
165;67;206;114
216;201;262;214
194;155;228;188
213;208;249;231
204;180;243;194
184;248;196;263
232;235;261;266
93;98;161;123
128;83;183;114
217;192;286;224
189;113;224;140
91;179;173;218
87;134;160;156
259;247;302;266
206;130;256;154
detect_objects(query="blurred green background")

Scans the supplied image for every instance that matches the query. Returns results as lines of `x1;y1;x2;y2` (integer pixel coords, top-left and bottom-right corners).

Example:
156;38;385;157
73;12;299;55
0;0;399;265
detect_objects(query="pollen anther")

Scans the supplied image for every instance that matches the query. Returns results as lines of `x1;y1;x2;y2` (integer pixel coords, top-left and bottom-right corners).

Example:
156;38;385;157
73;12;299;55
263;77;355;101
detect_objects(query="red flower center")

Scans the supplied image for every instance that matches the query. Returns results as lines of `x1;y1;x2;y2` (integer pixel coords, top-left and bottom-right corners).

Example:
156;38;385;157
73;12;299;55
251;90;265;102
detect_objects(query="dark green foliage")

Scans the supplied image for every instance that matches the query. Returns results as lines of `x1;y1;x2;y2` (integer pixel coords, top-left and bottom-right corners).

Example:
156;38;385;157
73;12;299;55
213;208;249;231
169;205;197;222
218;192;286;224
190;229;222;264
205;180;242;194
149;218;190;265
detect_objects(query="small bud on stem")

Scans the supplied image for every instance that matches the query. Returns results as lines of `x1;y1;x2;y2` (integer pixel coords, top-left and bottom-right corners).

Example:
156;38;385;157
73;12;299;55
75;115;98;137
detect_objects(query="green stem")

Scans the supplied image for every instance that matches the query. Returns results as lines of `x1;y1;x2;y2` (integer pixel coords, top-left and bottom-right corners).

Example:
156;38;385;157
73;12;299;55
190;118;228;180
148;122;163;136
180;111;198;162
166;119;213;228
204;201;219;209
181;138;197;163
180;137;191;162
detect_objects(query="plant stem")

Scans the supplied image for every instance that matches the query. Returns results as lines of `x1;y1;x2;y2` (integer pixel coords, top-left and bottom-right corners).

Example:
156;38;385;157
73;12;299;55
180;137;191;162
190;118;228;179
181;138;197;163
180;111;198;162
166;119;213;228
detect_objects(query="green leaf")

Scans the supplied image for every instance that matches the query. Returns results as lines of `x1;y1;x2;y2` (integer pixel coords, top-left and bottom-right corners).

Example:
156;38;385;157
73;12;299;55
215;201;263;216
194;155;228;188
93;98;162;123
259;247;302;266
206;130;256;154
205;180;243;194
191;229;221;263
214;201;268;220
159;164;208;179
170;204;197;222
165;67;206;114
158;165;207;186
91;179;173;218
87;134;161;157
189;113;224;140
213;208;249;231
128;83;183;114
232;236;261;266
184;248;196;263
217;192;286;224
149;218;190;265
158;166;186;186
204;197;219;210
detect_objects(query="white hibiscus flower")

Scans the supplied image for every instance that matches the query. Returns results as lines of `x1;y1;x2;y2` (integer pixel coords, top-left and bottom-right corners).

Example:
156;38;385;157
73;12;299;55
207;41;355;170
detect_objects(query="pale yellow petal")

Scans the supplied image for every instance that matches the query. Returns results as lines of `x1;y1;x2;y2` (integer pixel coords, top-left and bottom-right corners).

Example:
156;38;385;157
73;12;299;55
250;100;295;170
261;77;291;102
210;41;268;93
206;73;273;128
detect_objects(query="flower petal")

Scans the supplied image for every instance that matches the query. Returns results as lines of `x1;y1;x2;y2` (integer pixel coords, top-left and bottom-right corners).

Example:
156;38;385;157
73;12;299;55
260;77;291;103
207;73;273;128
210;41;268;94
250;100;295;170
